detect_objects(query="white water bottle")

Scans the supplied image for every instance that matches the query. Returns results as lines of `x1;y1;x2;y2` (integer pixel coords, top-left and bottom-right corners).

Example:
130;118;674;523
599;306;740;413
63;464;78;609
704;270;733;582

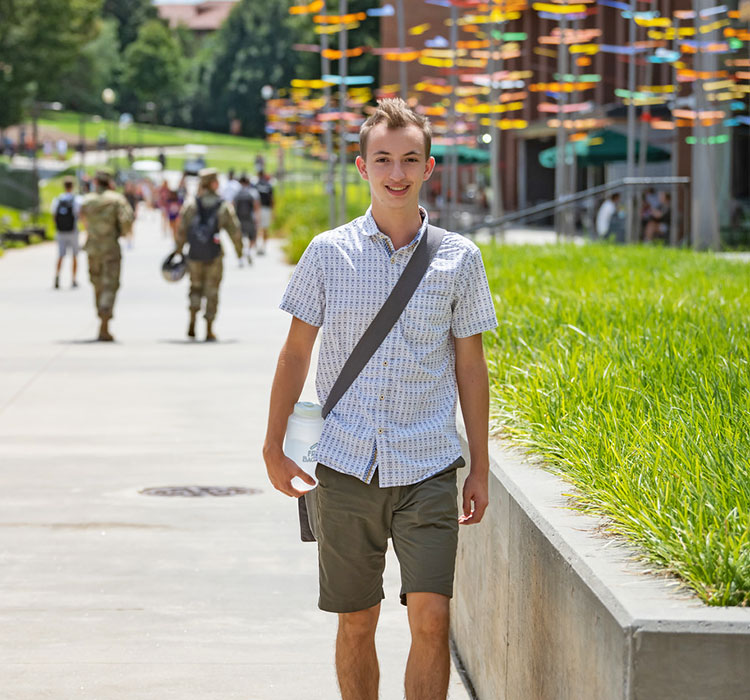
284;401;324;492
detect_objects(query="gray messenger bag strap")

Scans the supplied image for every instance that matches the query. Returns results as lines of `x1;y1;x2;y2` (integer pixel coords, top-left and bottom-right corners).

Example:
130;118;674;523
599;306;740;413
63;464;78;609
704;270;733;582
298;223;446;542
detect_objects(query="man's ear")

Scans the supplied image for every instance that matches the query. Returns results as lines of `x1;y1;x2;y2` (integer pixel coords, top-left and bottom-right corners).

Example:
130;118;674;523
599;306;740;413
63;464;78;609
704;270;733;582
423;155;436;181
355;155;368;181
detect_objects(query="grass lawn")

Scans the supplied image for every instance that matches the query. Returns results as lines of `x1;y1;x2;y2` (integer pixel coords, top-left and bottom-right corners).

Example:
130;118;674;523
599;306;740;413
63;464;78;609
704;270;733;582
38;110;264;150
272;177;371;263
481;243;750;606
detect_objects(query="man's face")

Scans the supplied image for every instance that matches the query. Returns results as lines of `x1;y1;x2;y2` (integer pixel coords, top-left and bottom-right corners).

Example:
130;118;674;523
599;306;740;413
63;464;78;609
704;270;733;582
356;123;435;213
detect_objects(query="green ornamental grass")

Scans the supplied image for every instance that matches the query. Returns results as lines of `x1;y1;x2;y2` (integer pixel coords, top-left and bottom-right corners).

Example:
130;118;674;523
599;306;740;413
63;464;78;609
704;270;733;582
481;243;750;605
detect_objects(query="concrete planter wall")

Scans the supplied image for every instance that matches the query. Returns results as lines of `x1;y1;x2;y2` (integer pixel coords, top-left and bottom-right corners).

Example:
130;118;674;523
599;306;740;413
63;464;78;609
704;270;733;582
450;436;750;700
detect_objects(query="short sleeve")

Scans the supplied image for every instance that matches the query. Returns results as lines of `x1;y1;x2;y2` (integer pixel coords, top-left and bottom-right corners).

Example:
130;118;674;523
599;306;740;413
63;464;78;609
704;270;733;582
280;239;325;327
451;245;498;338
118;198;135;232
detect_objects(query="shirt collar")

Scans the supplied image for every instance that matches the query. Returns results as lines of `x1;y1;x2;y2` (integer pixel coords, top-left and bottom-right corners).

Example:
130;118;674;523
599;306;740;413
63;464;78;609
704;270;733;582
361;206;430;249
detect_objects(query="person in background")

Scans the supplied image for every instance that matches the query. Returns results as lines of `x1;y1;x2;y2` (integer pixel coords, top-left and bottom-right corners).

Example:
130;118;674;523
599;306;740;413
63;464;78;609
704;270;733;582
253;167;274;255
166;189;182;243
51;177;82;289
174;168;243;342
157;180;170;236
233;175;260;265
78;170;134;341
644;191;671;242
220;168;241;203
596;192;621;239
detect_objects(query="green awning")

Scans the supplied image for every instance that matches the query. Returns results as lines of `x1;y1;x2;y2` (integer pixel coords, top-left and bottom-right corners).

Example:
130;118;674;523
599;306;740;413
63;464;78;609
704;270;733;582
538;129;671;168
430;144;490;164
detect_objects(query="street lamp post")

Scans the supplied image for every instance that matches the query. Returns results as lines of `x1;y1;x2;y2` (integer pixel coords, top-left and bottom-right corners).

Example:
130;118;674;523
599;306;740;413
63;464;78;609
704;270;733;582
102;88;116;169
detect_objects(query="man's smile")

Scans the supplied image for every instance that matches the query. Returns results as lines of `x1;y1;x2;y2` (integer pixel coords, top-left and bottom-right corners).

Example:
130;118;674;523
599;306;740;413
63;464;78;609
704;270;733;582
385;184;410;195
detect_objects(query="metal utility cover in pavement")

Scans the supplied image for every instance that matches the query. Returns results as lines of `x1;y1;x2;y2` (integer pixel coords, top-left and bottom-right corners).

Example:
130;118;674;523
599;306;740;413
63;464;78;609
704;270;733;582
139;486;261;497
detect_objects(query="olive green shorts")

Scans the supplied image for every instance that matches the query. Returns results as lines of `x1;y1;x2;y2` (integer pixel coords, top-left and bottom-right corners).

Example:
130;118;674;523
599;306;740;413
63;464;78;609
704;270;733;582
307;458;463;614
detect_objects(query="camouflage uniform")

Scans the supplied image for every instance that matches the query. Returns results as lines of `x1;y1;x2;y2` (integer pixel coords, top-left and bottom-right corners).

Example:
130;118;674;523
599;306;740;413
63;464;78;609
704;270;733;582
175;191;242;324
80;188;134;326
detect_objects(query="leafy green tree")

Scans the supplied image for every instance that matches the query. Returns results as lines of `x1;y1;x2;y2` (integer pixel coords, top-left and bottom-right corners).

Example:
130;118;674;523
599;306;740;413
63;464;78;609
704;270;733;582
47;18;121;114
191;0;314;137
101;0;157;51
120;19;186;123
0;0;100;128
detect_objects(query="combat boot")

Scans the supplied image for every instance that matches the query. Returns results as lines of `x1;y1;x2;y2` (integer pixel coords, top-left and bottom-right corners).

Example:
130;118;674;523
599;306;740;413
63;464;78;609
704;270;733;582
98;317;114;342
205;319;217;342
187;311;197;339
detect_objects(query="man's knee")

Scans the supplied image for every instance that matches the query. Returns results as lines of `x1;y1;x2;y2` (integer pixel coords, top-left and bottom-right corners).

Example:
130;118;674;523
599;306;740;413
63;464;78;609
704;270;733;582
406;593;450;639
338;604;380;641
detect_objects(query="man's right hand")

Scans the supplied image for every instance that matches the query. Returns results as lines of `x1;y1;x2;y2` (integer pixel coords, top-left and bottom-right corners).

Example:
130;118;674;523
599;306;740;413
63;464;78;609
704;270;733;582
263;446;316;498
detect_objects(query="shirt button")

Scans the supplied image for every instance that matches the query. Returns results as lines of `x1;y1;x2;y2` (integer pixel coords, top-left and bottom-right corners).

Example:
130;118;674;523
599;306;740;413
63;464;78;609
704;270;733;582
383;361;388;367
378;428;384;434
379;395;384;401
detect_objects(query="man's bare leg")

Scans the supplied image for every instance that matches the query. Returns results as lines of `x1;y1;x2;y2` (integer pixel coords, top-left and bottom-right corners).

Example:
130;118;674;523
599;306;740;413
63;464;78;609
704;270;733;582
336;603;381;700
404;592;451;700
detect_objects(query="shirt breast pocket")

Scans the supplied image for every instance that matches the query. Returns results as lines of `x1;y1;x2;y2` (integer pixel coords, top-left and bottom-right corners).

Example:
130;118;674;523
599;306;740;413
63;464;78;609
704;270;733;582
401;286;452;339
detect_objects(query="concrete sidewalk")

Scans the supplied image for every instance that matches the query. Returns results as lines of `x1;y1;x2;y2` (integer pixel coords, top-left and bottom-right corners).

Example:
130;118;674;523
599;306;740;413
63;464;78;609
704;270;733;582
0;212;472;699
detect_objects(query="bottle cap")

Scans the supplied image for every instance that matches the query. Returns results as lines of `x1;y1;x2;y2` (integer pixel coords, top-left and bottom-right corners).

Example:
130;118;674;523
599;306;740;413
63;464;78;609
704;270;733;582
294;401;322;419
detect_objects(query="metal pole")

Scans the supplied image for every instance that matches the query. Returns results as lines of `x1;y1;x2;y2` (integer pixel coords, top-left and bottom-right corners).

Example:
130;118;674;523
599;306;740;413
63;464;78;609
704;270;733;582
637;58;653;225
691;0;719;250
338;0;348;225
396;0;408;101
79;113;86;191
567;16;581;237
517;137;527;214
321;28;336;230
31;101;40;219
670;16;680;246
448;5;459;231
554;16;569;239
489;20;505;237
625;0;637;243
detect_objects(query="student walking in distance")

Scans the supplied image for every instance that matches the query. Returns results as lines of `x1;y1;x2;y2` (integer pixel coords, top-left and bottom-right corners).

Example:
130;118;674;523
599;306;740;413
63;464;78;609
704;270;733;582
51;176;81;289
233;175;260;265
253;167;274;255
174;168;242;342
263;99;497;700
78;170;134;342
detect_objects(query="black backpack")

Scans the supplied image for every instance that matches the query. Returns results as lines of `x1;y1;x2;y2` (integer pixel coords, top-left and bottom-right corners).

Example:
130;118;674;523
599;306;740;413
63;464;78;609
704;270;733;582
255;179;273;207
187;198;222;261
55;194;76;232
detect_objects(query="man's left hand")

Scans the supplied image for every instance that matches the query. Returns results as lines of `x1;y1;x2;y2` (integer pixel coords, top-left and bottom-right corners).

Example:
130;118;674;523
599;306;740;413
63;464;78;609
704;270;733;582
459;470;489;525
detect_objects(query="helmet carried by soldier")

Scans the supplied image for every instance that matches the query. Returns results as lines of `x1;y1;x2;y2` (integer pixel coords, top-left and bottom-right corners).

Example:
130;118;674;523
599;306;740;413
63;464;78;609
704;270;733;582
161;251;188;282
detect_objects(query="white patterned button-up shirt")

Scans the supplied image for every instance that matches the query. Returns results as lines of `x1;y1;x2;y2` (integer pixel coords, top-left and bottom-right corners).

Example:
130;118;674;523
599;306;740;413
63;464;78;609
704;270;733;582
280;207;498;487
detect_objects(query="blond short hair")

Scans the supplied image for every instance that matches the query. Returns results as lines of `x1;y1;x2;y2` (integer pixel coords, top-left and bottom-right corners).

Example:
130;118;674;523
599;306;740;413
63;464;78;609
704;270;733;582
359;98;432;160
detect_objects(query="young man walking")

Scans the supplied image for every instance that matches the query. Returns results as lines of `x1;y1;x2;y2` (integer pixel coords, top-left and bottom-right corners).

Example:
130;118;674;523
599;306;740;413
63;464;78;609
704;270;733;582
233;175;260;265
253;167;274;255
263;99;497;700
51;177;81;289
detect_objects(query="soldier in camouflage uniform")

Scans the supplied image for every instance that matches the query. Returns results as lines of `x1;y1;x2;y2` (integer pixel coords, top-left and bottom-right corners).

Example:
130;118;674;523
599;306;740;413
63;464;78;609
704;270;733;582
79;171;134;341
175;168;242;342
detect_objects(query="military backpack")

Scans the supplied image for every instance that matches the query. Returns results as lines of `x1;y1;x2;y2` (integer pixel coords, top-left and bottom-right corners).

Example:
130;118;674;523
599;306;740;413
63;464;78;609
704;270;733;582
187;198;222;261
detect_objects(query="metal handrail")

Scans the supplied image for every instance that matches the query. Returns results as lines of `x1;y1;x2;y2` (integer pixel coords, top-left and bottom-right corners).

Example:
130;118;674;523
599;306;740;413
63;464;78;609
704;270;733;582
461;176;690;235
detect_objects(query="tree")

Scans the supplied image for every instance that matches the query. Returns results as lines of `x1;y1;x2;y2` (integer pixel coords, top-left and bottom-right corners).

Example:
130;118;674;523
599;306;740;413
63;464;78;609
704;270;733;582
191;0;313;137
120;19;185;123
101;0;157;51
0;0;100;128
45;18;121;114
